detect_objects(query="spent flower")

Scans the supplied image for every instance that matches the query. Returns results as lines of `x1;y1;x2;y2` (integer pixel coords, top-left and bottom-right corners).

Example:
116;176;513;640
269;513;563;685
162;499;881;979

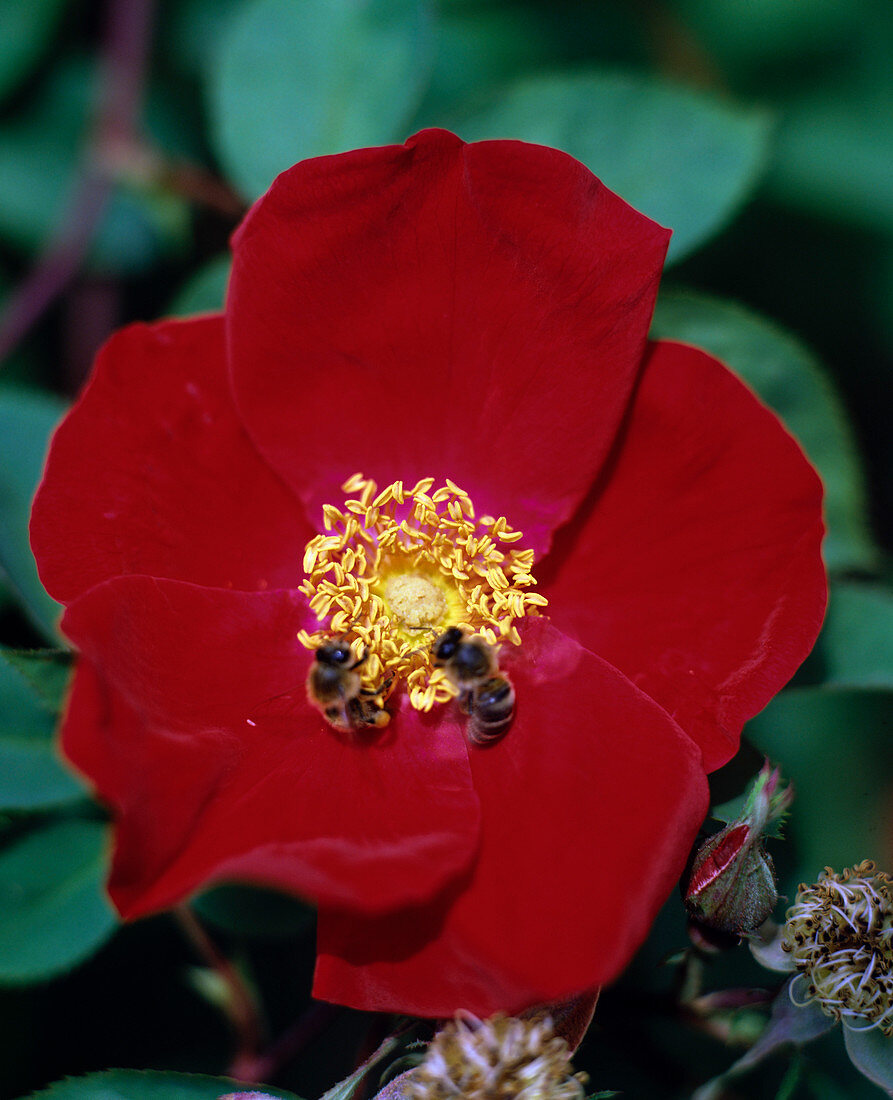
783;861;893;1034
403;1013;586;1100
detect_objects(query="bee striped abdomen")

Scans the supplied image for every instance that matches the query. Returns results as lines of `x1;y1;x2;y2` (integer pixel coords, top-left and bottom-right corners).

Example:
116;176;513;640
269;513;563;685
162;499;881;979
468;676;515;745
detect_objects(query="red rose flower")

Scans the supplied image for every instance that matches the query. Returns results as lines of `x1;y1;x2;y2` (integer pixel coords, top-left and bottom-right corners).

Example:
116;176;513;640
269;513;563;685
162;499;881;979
30;129;826;1018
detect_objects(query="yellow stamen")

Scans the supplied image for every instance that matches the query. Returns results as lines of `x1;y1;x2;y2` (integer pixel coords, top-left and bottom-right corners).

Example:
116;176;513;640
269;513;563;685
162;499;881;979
299;473;546;711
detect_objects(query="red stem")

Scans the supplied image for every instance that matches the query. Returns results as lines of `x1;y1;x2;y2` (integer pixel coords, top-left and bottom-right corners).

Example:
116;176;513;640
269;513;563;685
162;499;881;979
174;905;265;1076
230;1002;341;1084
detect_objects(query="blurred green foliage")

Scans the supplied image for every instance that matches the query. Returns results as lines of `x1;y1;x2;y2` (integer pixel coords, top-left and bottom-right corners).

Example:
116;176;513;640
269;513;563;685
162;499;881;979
0;0;890;1098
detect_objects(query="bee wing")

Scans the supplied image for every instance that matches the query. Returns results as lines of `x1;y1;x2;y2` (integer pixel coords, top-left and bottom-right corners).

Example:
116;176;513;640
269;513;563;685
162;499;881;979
244;685;307;729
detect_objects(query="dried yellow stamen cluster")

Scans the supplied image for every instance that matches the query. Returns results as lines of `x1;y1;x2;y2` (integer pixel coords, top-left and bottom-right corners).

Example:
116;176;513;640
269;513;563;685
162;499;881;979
783;860;893;1034
298;473;546;710
406;1013;586;1100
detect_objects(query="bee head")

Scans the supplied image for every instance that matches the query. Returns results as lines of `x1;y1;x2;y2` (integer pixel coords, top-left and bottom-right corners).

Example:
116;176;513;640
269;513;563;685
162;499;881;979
316;640;354;667
432;626;464;664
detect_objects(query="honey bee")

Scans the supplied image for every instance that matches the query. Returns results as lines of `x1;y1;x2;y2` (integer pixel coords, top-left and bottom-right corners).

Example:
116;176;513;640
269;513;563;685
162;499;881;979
306;639;391;732
431;626;515;745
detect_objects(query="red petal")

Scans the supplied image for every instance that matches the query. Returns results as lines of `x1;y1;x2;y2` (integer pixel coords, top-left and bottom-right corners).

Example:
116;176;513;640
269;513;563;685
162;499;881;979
228;128;670;556
538;340;826;771
61;577;479;917
31;316;313;603
314;620;709;1017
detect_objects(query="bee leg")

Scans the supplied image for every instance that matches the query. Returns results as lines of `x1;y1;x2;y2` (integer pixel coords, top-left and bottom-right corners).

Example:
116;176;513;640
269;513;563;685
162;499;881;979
349;696;391;730
458;688;474;715
358;671;396;698
323;703;351;732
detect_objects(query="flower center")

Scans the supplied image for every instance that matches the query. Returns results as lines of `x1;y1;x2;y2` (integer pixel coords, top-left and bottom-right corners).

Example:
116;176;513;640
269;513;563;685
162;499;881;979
383;573;448;630
298;473;546;710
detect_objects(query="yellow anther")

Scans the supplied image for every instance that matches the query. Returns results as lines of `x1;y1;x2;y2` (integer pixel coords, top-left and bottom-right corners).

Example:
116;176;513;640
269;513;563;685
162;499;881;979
309;592;332;614
341;472;369;494
330;610;349;634
398;521;423;540
487;567;509;590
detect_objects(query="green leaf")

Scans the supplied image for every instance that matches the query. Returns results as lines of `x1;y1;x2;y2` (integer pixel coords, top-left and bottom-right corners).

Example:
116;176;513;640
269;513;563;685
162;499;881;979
210;0;435;199
769;90;893;234
0;648;72;713
162;0;246;82
0;0;68;105
320;1030;408;1100
747;688;893;882
21;1069;302;1099
0;819;117;983
193;883;314;939
774;1056;805;1100
0;388;66;641
650;290;877;573
668;0;853;77
412;4;558;126
456;71;772;264
821;582;893;689
693;984;834;1100
168;254;231;316
843;1024;893;1095
0;651;81;810
765;0;893;238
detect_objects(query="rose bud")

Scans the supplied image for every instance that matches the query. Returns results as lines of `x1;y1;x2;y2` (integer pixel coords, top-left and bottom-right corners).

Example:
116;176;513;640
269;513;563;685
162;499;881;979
685;762;793;936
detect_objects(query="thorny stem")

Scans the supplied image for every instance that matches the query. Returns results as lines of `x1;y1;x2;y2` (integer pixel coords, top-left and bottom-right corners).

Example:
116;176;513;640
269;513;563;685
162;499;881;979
0;0;243;367
174;904;265;1078
0;0;155;365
